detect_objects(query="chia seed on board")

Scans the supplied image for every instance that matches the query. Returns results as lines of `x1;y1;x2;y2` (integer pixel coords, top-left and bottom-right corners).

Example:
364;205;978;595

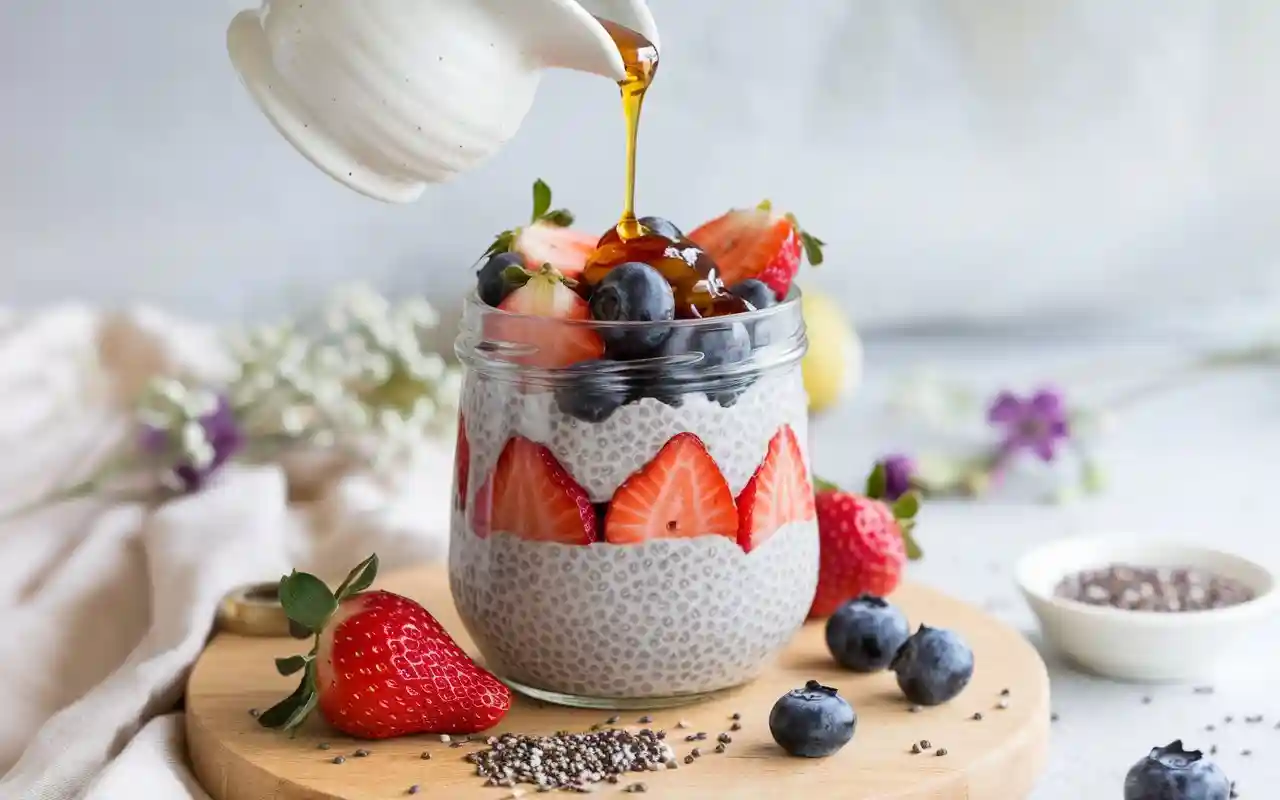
1054;564;1253;611
469;730;674;791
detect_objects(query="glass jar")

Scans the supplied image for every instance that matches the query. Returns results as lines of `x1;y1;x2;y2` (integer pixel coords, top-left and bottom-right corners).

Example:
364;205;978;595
449;289;818;708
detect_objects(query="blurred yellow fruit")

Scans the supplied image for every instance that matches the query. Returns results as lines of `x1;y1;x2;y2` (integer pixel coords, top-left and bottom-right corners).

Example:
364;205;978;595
800;287;862;413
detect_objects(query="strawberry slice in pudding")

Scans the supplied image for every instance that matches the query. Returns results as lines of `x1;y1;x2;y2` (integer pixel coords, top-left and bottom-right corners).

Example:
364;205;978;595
736;424;815;553
605;432;738;544
473;436;596;544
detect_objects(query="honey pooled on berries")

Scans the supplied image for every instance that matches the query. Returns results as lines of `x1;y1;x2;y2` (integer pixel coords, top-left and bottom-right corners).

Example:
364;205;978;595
584;19;744;319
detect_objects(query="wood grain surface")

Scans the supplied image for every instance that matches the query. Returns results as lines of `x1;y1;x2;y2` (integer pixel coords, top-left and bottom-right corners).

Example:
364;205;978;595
186;568;1050;799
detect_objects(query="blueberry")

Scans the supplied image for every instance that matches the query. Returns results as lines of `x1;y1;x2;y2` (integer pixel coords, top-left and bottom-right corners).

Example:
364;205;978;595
553;360;629;423
476;252;524;307
890;625;974;706
590;262;676;359
825;595;911;673
639;216;684;241
729;279;776;311
768;680;856;758
1124;741;1231;800
661;321;753;407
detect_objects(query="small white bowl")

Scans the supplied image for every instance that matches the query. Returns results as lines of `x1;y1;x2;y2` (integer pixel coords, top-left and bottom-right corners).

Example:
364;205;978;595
1015;535;1278;683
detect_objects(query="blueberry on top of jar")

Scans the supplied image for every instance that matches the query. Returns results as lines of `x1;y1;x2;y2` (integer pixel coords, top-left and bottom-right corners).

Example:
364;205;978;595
589;262;676;359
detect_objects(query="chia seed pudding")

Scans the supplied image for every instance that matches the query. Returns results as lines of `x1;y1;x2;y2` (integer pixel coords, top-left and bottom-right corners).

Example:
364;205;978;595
449;369;818;702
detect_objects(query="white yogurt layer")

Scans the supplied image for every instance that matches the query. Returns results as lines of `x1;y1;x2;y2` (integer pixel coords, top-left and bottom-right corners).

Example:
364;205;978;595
461;368;810;502
449;519;819;700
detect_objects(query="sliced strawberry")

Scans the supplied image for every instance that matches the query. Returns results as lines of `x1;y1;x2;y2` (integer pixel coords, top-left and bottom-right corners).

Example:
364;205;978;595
605;432;737;544
492;264;605;368
736;425;816;552
454;416;470;512
688;200;825;300
473;436;596;544
514;221;597;280
482;179;594;279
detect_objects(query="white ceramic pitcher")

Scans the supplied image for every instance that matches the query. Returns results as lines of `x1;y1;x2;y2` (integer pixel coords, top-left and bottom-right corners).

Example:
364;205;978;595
227;0;659;203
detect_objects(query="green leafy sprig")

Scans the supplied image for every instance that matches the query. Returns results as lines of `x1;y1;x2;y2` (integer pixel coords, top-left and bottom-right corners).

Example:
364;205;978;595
481;179;576;261
258;554;380;735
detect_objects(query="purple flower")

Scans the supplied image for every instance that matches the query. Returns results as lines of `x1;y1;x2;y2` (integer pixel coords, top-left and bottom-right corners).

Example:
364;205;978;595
987;387;1071;462
141;394;244;493
877;454;916;501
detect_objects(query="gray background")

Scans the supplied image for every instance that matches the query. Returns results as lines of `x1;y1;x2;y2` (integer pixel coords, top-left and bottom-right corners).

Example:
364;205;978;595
3;1;1280;331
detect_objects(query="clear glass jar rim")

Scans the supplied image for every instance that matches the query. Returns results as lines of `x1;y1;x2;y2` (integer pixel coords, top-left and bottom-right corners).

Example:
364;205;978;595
459;286;804;331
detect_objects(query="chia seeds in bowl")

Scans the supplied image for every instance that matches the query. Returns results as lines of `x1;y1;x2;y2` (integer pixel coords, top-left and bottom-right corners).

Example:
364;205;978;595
1054;564;1256;612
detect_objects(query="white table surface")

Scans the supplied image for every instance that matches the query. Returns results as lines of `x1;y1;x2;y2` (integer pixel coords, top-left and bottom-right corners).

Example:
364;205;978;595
810;323;1280;798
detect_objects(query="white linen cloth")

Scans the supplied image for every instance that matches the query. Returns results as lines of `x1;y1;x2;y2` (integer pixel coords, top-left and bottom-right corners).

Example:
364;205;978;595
0;305;456;800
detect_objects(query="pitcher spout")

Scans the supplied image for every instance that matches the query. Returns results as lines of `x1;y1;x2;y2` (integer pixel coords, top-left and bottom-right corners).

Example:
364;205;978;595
516;0;660;81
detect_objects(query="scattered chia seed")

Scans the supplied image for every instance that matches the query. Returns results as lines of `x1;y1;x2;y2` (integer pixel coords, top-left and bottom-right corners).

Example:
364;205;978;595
1207;725;1216;732
407;785;419;795
1210;745;1218;755
910;743;921;754
1054;564;1254;611
920;740;932;750
972;712;984;721
450;741;464;748
936;748;948;757
997;698;1010;710
730;722;742;731
1241;749;1251;756
909;705;922;713
715;743;726;754
666;761;678;770
691;748;702;758
1246;715;1264;723
1225;716;1234;723
655;731;666;740
353;749;370;758
1051;713;1060;722
317;743;331;750
1000;688;1011;697
468;730;674;792
420;751;431;760
606;716;620;724
718;733;732;744
731;712;741;721
624;782;648;793
331;756;346;765
684;735;698;742
1142;696;1152;705
676;720;690;729
1194;686;1216;694
684;756;694;765
440;734;452;743
638;716;652;724
248;708;260;718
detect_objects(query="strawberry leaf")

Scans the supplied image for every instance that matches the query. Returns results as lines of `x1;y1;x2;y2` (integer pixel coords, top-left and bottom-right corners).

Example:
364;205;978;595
278;571;337;634
532;179;552;222
287;619;312;640
540;209;575;227
258;659;318;731
799;230;825;266
813;476;840;493
334;554;379;601
865;463;888;500
481;230;516;262
275;654;311;676
901;520;924;561
757;199;773;213
891;492;920;521
502;265;533;288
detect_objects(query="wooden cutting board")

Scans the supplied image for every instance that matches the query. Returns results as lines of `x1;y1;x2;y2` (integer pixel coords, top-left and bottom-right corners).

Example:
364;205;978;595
186;568;1050;799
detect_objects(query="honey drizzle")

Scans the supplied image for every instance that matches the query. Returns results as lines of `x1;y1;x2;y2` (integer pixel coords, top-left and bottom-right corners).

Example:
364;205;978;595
596;19;658;242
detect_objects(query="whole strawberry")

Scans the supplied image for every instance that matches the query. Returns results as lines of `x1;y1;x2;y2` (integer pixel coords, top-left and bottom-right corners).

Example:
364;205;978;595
808;465;924;619
259;554;511;739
